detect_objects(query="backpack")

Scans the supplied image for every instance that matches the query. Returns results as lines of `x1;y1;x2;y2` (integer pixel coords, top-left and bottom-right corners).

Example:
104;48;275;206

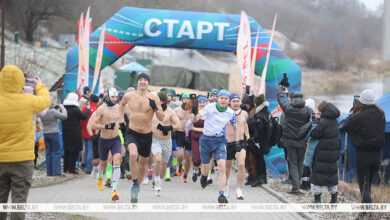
269;116;283;146
254;111;283;147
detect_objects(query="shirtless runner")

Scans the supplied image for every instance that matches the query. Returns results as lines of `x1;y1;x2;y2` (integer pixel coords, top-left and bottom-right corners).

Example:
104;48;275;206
89;88;123;201
120;73;165;203
174;92;192;182
225;93;249;200
151;91;181;196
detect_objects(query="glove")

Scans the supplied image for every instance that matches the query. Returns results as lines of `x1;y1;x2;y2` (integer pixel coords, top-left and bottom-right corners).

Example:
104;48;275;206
91;134;99;143
105;122;116;130
157;123;173;136
149;98;158;111
240;103;247;111
235;141;242;152
191;105;198;115
185;136;191;148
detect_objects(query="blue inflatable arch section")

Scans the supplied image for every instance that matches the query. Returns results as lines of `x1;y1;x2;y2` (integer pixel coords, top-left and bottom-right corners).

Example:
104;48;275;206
64;7;301;110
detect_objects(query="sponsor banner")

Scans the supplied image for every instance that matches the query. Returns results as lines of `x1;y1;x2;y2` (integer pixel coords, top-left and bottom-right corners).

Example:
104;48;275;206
0;203;389;213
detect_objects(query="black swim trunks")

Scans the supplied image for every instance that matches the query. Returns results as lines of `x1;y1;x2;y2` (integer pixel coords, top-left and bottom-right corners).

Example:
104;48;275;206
125;128;153;157
226;140;246;160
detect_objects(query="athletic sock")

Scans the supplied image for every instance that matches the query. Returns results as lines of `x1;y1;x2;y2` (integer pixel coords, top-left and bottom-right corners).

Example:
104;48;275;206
207;170;211;179
183;174;187;178
155;176;161;183
106;163;113;179
112;165;121;191
166;167;170;173
219;191;224;196
97;165;104;179
133;179;139;187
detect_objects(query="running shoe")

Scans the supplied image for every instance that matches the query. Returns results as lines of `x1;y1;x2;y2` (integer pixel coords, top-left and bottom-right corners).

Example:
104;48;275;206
97;177;104;191
130;185;140;203
177;166;183;176
183;176;188;183
154;185;161;197
200;176;207;189
192;172;198;183
236;188;244;200
111;190;119;202
218;195;228;203
164;172;171;181
148;170;153;180
207;178;213;185
105;178;112;187
91;168;98;179
142;177;149;185
125;171;132;180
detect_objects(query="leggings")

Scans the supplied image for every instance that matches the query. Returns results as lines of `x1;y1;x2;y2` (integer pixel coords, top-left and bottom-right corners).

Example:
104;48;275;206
191;131;202;167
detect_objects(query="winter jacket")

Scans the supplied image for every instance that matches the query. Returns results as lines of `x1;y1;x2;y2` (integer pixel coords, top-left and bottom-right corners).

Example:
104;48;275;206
62;105;90;152
310;103;340;186
0;65;50;162
247;102;271;155
39;108;68;134
342;105;386;152
304;122;319;167
277;87;312;144
81;102;98;139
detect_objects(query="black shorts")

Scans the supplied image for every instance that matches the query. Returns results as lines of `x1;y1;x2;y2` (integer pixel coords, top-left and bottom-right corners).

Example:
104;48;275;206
176;131;191;151
91;134;100;160
226;140;246;160
125;128;153;158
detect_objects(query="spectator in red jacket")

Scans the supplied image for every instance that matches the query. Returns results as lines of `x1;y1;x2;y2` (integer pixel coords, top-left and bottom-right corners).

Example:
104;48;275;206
81;94;99;174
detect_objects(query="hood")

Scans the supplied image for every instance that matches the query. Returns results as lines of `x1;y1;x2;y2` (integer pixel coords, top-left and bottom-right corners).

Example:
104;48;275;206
321;103;340;119
255;101;269;114
291;97;306;108
63;92;79;107
0;65;25;94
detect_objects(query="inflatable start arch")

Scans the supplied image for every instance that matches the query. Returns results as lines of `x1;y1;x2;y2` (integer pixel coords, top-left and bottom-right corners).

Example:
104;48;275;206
64;7;301;110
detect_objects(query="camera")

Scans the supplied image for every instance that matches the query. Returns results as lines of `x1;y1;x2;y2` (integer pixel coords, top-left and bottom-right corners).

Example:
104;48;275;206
353;95;360;108
311;112;316;120
54;105;60;110
279;72;290;91
190;94;197;99
25;77;36;87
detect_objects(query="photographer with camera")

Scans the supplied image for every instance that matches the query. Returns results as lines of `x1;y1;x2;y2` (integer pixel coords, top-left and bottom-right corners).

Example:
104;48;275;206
342;89;386;208
40;96;68;176
0;65;51;220
277;73;312;195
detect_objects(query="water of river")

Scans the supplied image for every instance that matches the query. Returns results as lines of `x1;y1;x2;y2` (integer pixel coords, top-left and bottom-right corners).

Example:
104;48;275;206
307;77;390;114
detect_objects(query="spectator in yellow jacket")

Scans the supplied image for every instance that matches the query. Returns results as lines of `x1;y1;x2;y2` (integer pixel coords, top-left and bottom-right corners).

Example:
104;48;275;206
0;65;51;220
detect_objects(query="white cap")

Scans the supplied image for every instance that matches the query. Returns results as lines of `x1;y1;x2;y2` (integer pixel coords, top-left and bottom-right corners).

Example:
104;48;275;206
108;87;118;97
359;89;375;105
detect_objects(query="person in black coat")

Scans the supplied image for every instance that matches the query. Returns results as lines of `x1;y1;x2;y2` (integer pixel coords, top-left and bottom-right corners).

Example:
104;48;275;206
247;94;270;187
277;86;312;194
310;101;340;203
62;92;90;174
342;89;386;204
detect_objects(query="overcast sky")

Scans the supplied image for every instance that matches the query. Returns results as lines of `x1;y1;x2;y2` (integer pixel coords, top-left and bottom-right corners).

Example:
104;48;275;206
359;0;383;11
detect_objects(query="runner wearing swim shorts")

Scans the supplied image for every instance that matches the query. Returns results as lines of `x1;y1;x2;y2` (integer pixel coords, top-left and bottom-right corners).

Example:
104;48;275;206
120;73;165;203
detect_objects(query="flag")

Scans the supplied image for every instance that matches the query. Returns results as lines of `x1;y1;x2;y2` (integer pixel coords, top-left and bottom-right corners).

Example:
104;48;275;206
92;24;105;93
250;27;260;91
258;14;277;96
81;7;91;93
77;13;84;94
236;11;252;95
